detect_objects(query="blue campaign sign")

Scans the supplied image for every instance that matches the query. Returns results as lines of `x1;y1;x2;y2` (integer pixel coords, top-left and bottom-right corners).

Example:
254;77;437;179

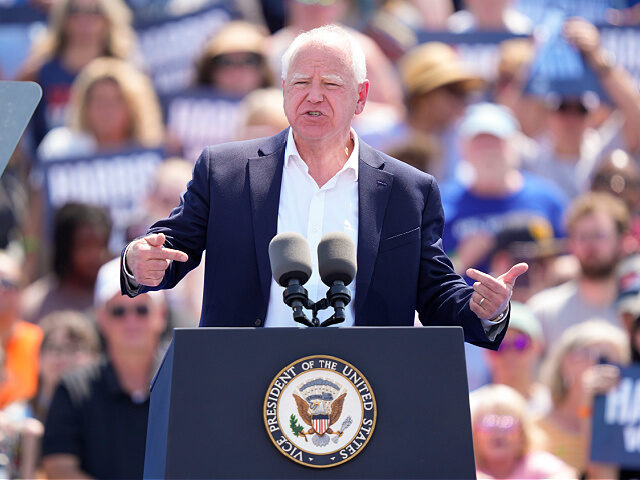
134;2;235;95
591;365;640;468
523;9;608;100
42;147;164;249
600;24;640;86
515;0;630;25
162;88;244;163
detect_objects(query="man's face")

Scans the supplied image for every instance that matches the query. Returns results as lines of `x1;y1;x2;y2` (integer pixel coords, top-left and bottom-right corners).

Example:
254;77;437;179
569;211;622;279
282;43;368;144
98;294;166;353
463;133;511;176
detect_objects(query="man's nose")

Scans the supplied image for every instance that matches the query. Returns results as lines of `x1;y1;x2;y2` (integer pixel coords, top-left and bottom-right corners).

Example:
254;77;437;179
306;82;323;103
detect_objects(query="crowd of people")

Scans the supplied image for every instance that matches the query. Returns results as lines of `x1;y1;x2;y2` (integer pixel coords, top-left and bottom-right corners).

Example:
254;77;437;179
2;0;640;478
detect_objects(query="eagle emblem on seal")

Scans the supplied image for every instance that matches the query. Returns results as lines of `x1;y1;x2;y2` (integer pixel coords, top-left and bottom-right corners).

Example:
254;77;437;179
291;378;350;447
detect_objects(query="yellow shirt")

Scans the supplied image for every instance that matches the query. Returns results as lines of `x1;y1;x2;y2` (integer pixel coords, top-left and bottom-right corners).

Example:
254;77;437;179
535;415;588;473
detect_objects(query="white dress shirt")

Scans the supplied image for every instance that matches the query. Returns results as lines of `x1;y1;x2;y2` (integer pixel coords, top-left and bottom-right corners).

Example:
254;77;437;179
264;128;359;327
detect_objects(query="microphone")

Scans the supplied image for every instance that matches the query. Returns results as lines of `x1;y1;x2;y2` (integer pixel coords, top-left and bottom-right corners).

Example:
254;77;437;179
268;232;313;326
317;232;357;327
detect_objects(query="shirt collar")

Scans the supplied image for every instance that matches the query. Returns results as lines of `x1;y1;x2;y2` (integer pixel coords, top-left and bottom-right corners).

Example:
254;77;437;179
284;127;359;181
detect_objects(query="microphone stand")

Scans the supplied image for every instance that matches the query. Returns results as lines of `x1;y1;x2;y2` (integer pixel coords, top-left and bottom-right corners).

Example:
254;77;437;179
283;281;350;327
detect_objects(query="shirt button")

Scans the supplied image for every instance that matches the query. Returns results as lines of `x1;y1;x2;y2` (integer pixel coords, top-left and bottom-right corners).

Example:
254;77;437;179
254;318;262;326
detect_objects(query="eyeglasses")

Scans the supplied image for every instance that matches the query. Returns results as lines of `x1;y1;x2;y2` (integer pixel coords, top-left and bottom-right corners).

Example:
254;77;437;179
570;346;615;365
42;343;89;356
68;4;104;16
497;333;531;353
476;414;520;433
108;304;150;318
294;0;338;5
556;102;588;116
0;278;18;292
211;53;263;69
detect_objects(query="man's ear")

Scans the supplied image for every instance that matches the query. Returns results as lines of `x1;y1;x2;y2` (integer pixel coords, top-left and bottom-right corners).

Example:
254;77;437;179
355;80;370;115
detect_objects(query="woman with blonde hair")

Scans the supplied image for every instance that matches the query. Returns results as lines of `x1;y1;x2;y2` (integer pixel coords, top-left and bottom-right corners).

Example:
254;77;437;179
471;384;577;479
18;0;136;147
537;320;630;477
37;57;164;161
194;21;273;97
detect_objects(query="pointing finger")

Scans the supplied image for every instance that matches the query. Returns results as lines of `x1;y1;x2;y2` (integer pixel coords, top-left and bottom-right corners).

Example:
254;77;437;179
498;263;529;287
159;247;189;262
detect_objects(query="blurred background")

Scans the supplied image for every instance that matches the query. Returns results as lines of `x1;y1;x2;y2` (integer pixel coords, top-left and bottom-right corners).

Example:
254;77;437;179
3;0;640;478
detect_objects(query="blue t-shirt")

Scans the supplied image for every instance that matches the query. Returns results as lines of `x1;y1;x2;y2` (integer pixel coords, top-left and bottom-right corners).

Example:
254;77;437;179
31;58;77;149
440;172;567;274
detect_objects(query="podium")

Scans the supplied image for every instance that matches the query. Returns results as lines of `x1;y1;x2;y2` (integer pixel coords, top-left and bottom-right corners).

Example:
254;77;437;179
144;327;476;479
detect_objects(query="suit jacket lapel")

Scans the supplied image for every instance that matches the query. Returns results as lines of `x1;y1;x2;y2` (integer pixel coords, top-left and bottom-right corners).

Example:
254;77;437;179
355;142;394;324
248;130;288;305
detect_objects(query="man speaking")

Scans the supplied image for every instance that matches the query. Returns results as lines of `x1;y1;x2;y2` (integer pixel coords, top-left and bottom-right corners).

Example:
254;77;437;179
120;25;527;349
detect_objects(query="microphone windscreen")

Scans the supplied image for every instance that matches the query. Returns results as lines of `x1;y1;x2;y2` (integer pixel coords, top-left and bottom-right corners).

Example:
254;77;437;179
318;232;357;286
269;232;313;286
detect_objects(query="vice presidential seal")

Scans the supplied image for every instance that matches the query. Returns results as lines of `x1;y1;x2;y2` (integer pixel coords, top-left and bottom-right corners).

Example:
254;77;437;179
263;355;376;468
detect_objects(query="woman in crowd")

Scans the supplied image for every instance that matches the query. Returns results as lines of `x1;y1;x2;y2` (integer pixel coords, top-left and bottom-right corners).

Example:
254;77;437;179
471;384;577;479
21;203;112;324
194;20;273;98
537;320;630;476
18;0;136;148
37;57;164;161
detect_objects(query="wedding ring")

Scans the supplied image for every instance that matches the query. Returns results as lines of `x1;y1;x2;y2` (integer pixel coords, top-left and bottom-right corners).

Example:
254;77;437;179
479;297;485;306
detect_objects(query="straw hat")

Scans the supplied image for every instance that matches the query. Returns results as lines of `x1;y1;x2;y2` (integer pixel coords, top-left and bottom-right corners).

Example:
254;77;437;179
203;21;268;59
400;42;484;96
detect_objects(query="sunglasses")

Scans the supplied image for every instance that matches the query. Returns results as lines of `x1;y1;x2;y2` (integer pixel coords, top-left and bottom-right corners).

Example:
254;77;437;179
68;4;104;16
556;102;588;115
0;278;19;292
295;0;338;5
476;414;520;433
212;53;263;69
108;304;150;318
497;333;531;353
570;346;614;365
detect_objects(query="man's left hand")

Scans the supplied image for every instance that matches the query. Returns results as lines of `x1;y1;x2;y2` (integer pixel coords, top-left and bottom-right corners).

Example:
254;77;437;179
466;263;529;320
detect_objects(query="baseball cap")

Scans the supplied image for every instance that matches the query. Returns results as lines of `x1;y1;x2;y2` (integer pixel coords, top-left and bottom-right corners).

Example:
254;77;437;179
459;102;520;140
508;302;543;343
94;257;163;307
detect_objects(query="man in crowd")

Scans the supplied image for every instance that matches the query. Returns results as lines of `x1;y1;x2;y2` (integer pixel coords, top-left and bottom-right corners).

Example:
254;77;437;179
527;192;628;347
121;25;527;349
42;258;167;479
440;102;566;277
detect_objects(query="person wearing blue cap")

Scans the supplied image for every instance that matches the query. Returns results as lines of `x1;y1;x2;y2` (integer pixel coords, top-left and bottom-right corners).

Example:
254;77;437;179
440;102;568;278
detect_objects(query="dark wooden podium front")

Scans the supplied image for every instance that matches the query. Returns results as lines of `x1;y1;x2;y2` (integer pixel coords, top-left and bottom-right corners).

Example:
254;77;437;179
144;327;476;479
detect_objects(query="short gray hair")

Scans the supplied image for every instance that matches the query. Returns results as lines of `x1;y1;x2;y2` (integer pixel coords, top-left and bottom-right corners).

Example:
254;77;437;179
281;24;367;84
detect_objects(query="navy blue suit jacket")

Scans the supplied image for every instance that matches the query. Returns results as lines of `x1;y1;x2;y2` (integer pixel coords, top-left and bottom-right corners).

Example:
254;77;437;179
121;129;506;349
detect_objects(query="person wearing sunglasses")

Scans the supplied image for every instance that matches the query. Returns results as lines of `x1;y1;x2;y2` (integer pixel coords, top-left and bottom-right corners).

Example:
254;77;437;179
195;21;273;98
42;258;167;480
484;302;550;417
470;384;577;480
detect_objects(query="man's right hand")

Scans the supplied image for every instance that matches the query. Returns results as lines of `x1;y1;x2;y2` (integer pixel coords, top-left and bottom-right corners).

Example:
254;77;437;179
125;233;188;286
